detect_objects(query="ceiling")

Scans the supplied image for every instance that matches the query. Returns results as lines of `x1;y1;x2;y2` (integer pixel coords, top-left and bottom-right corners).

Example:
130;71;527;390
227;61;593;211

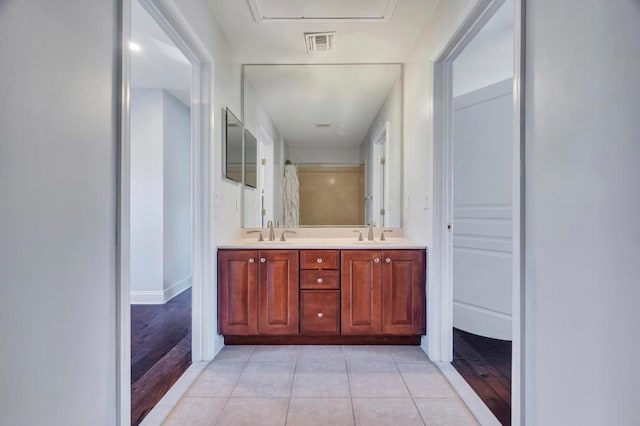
130;0;191;106
210;0;438;63
245;64;401;148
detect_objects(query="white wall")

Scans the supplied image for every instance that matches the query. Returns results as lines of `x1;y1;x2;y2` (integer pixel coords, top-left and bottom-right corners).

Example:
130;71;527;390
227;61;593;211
288;145;361;164
360;77;403;227
130;89;191;302
0;0;117;424
525;0;640;424
167;0;245;358
131;89;165;295
403;0;476;244
163;90;192;293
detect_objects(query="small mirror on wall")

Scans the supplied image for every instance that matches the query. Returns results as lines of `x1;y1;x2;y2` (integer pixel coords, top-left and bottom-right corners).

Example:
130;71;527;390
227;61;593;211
224;108;242;183
244;129;257;188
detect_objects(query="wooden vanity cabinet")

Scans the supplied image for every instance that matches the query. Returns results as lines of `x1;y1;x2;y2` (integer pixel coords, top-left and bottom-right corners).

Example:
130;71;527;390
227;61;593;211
219;248;425;342
341;250;425;336
218;250;258;335
341;250;382;335
258;250;299;335
218;249;298;336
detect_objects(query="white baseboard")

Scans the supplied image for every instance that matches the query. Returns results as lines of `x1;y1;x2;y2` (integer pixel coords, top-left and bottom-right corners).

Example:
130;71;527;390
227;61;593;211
435;362;502;426
131;276;191;305
453;300;512;341
212;334;225;359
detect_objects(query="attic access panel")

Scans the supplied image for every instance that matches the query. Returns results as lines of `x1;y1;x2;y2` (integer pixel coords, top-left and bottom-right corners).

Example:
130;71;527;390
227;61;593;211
248;0;398;22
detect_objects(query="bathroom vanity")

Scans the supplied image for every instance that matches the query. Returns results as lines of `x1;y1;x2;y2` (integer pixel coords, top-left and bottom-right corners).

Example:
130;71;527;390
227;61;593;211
218;235;426;345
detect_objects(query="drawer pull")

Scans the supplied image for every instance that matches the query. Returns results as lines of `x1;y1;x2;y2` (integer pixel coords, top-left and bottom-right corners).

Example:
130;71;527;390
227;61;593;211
317;312;324;318
316;258;323;264
317;278;323;284
248;258;255;264
374;258;380;263
385;258;391;263
260;258;266;263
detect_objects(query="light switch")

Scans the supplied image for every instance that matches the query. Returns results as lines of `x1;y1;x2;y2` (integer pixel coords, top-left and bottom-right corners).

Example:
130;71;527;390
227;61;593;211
214;192;222;208
423;193;430;210
236;196;241;211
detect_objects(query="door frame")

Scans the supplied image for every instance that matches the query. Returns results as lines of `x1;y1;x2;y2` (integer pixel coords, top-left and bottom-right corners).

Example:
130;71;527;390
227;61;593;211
430;0;525;424
117;0;215;424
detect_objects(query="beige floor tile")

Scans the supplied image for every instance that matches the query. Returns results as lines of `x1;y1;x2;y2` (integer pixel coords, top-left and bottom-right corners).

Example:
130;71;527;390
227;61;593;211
293;359;350;397
231;362;295;397
216;397;289;426
414;398;479;426
348;361;410;397
286;397;354;426
162;397;226;426
343;345;393;362
249;345;299;364
186;361;245;397
389;346;431;362
352;398;424;426
297;345;345;362
214;345;255;362
396;363;457;398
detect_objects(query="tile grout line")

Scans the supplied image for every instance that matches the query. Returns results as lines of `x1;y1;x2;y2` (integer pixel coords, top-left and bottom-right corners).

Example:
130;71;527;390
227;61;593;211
213;346;255;425
283;346;299;426
393;355;428;426
343;346;358;426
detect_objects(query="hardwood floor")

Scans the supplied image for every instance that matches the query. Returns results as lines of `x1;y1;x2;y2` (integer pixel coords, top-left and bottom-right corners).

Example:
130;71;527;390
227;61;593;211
452;328;512;426
131;288;191;425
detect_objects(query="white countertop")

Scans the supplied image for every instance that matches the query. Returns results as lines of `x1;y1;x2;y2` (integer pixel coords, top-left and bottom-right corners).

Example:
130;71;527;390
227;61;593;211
218;237;427;250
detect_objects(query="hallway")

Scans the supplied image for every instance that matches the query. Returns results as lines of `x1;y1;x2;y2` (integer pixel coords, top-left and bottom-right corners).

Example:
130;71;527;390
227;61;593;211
131;289;192;424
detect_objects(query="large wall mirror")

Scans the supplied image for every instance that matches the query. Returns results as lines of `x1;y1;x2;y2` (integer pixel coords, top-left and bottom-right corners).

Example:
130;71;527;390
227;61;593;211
242;64;402;228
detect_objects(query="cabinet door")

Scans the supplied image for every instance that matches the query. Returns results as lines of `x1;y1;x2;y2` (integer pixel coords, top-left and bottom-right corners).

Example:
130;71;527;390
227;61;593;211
341;250;382;335
258;250;299;335
381;250;425;335
218;250;258;335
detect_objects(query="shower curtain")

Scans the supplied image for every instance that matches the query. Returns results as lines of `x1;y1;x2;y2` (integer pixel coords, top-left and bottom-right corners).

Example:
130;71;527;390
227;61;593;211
283;163;299;227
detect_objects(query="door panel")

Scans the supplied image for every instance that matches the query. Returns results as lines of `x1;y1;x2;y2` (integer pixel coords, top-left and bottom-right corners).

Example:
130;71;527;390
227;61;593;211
341;250;381;335
258;250;299;335
381;250;424;335
218;250;259;335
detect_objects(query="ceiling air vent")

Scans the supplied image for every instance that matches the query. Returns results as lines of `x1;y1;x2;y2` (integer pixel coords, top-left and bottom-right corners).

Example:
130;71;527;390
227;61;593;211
315;122;331;128
305;32;336;53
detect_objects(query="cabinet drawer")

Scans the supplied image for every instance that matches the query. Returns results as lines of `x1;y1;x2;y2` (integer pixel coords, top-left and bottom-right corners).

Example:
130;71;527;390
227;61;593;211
300;290;339;335
300;270;339;289
300;250;339;270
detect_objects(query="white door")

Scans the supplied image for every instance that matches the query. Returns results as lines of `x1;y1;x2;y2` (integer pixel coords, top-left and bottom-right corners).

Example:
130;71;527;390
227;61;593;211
452;79;513;340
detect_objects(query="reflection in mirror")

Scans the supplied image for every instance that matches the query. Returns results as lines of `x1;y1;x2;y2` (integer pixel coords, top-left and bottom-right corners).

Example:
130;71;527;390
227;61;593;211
224;108;242;183
243;64;402;228
244;129;257;188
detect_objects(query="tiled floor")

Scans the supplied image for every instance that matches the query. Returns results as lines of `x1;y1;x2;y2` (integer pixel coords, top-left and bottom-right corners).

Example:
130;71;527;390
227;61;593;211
163;345;478;426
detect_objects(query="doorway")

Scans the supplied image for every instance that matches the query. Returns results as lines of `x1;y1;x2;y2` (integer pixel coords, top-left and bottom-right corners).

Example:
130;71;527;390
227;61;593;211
118;0;214;424
431;0;524;425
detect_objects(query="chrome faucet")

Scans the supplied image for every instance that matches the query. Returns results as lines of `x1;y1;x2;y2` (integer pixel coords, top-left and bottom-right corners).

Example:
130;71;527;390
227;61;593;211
367;220;376;241
246;230;264;242
267;220;276;241
280;230;296;241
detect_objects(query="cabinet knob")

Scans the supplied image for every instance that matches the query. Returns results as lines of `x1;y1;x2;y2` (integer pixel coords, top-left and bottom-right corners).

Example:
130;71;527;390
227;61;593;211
317;278;323;284
317;312;324;318
248;258;255;264
260;258;266;263
385;258;391;263
374;258;380;263
316;258;323;264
